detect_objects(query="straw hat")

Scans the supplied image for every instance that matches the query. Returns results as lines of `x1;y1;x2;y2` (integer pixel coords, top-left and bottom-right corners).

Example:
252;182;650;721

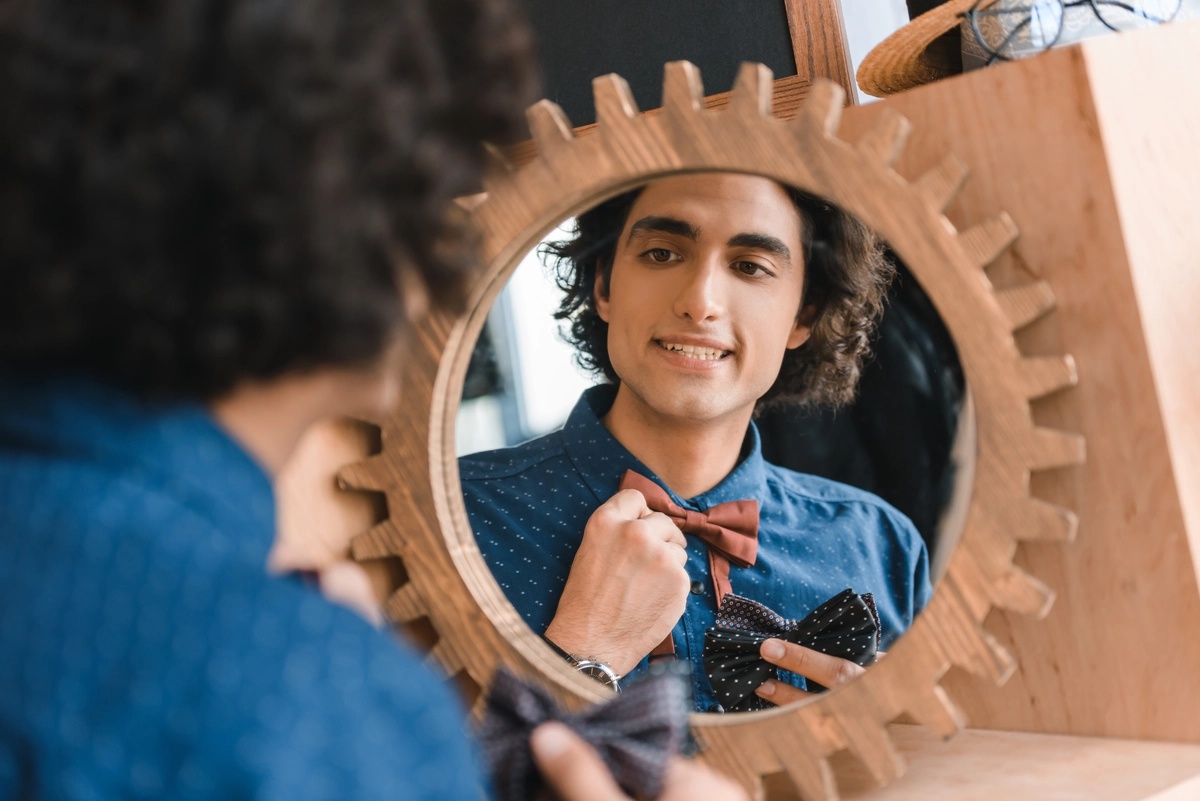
857;0;1197;98
857;0;975;98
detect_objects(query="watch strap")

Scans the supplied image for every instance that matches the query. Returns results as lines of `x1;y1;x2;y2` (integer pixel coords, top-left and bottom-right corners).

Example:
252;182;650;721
543;635;622;691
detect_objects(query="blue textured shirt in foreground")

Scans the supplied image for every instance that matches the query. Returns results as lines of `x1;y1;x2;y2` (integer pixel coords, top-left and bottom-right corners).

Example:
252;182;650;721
460;385;932;711
0;376;484;800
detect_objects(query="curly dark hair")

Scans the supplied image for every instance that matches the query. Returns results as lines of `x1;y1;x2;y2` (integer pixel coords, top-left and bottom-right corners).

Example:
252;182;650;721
0;0;537;400
546;182;892;411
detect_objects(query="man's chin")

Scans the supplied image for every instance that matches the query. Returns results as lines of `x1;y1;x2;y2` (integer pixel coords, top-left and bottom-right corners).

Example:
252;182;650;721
623;388;752;427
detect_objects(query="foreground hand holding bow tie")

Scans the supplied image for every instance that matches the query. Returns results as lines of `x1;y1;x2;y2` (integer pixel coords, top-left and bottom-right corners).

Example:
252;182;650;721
532;723;746;801
482;666;746;801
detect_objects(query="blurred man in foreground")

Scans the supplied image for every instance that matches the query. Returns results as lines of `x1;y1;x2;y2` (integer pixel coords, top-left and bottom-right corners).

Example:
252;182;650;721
0;1;742;797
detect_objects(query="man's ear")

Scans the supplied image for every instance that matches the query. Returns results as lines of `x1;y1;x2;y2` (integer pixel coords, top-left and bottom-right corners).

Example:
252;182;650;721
594;265;610;323
786;303;817;349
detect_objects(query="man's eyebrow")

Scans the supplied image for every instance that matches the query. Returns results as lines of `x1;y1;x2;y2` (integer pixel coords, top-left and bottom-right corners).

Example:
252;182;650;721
626;216;699;244
728;232;791;263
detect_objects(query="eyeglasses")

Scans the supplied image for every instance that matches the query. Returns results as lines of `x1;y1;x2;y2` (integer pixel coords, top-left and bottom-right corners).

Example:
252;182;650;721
961;0;1182;65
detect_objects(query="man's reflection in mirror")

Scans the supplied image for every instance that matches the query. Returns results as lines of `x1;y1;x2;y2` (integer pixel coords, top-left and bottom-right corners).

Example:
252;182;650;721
460;173;932;711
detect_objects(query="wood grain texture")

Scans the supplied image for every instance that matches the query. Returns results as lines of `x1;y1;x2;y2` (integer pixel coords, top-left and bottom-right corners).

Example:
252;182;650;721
784;0;854;98
833;21;1200;743
327;62;1083;800
830;725;1200;801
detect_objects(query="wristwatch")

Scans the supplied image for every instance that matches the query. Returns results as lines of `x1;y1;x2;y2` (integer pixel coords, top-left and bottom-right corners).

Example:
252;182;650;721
543;637;622;692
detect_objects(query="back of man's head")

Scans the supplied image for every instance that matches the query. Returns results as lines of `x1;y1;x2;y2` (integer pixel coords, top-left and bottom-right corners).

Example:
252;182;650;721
0;0;537;401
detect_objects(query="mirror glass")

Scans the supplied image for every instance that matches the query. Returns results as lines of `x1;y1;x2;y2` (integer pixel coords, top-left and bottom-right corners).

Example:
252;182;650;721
456;172;971;713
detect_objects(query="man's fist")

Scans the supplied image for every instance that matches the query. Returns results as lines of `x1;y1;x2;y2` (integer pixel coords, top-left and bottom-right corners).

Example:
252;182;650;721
544;488;691;675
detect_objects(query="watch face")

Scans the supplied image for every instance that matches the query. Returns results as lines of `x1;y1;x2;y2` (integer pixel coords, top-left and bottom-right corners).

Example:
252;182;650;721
575;660;620;691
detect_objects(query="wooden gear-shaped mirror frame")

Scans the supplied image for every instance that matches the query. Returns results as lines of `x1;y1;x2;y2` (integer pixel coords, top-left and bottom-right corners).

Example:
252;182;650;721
339;62;1085;800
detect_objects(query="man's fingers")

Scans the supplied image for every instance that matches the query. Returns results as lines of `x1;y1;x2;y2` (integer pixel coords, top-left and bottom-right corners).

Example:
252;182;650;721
599;490;687;551
759;638;866;689
531;722;629;801
640;512;687;549
605;488;654;520
754;677;818;707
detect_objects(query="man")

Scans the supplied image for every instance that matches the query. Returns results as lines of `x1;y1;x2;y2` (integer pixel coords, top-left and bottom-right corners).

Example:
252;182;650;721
0;1;743;798
462;173;932;710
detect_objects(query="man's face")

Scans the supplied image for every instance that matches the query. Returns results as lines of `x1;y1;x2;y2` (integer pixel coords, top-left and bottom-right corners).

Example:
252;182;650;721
596;172;812;427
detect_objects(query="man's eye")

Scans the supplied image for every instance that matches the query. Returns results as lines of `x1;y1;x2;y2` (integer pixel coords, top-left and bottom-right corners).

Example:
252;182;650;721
734;261;769;277
643;248;677;263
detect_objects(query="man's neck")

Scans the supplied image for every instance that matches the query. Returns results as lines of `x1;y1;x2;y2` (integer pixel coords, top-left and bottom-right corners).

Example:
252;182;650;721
601;386;753;500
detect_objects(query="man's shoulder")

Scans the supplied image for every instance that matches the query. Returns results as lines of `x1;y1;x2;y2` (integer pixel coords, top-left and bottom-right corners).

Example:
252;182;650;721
458;428;570;482
0;475;482;799
762;462;917;532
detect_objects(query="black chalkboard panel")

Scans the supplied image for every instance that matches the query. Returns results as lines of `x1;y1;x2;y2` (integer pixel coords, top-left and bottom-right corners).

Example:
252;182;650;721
520;0;798;127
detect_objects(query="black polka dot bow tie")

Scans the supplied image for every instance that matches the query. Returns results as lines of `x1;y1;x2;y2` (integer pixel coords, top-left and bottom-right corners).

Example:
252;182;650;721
702;589;881;713
478;664;691;801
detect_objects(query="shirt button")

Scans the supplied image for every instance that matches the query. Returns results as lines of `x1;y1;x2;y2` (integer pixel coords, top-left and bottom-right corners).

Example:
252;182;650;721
707;703;725;714
689;580;704;595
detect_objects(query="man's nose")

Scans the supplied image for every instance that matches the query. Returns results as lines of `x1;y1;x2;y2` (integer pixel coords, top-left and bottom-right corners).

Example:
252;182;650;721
671;259;725;322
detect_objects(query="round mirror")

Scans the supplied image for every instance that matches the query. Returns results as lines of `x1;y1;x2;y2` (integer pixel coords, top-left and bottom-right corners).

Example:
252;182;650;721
338;66;1082;797
455;171;972;715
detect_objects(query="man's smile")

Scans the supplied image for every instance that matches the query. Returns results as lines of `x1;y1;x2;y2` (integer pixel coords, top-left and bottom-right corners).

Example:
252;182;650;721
654;339;734;362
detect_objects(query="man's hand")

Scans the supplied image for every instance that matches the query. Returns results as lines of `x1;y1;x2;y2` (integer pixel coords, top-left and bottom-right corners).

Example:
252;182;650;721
544;489;691;675
753;638;867;706
531;722;747;801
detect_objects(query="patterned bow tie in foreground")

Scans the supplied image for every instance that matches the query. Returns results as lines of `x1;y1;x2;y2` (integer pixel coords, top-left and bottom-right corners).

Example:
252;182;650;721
618;469;758;658
702;590;881;712
478;664;691;801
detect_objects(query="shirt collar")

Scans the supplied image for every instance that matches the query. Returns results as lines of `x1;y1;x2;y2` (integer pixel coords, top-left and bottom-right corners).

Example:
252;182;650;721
0;373;276;565
561;384;767;510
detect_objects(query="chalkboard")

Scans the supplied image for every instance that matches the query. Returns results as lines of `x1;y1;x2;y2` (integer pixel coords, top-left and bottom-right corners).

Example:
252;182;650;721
520;0;798;126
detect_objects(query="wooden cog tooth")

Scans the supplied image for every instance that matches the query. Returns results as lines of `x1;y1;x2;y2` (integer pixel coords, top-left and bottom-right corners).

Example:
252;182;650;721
731;62;774;116
350;521;399;560
798;78;845;138
469;690;490;721
958;212;1018;268
1028;427;1087;471
997;497;1079;543
1018;354;1078;400
483;141;514;176
769;725;838;801
481;142;516;195
990;563;1056;618
425;640;461;675
972;627;1018;684
337;457;389;492
452;191;488;212
383;582;428;624
662;60;704;116
915;154;968;212
906;685;967;739
592;73;640;127
526;100;574;161
856;109;911;167
837;714;905;787
937;576;1017;683
995;280;1058;331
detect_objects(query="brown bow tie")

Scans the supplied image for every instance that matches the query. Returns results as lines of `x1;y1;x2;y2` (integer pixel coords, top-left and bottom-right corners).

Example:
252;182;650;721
617;469;759;658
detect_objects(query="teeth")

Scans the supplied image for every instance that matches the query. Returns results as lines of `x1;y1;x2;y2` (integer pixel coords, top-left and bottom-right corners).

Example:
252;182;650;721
661;342;728;361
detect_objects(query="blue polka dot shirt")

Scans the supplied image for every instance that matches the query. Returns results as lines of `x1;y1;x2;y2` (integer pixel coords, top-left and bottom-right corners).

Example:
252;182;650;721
460;385;932;711
0;376;485;800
